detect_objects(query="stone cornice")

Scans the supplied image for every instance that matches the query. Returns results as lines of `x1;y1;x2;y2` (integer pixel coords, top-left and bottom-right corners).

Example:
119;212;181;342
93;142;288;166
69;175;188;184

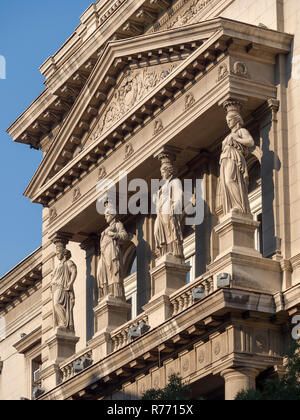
0;248;42;311
13;327;42;355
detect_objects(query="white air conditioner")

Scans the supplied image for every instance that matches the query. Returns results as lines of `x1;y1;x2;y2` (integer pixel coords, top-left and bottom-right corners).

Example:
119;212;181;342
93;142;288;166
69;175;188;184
33;368;41;384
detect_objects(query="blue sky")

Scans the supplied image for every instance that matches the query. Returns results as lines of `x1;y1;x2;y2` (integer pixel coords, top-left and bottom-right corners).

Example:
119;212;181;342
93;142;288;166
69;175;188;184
0;0;93;277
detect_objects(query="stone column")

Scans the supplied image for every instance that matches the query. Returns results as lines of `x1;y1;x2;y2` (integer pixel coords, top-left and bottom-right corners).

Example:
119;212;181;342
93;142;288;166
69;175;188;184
88;227;131;362
143;146;190;328
80;235;99;342
221;368;259;400
42;231;79;390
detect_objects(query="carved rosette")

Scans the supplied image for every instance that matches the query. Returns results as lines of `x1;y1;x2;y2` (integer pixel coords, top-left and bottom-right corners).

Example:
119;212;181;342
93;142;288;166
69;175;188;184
233;61;250;78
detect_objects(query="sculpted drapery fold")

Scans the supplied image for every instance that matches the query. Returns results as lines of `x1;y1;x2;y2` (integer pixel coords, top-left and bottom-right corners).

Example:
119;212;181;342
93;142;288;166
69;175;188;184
51;241;77;332
154;150;184;260
97;212;130;301
219;100;255;216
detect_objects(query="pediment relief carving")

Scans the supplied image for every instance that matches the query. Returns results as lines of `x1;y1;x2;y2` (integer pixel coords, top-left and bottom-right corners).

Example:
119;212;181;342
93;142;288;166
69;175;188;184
84;62;179;150
148;0;215;33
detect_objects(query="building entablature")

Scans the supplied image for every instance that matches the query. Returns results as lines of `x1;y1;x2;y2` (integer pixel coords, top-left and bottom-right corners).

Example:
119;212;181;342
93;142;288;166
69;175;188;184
20;19;292;241
0;248;42;313
38;285;296;400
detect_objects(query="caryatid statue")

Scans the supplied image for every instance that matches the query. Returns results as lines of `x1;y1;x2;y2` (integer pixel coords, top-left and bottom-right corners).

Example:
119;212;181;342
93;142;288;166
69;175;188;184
51;241;77;332
97;209;130;301
219;100;255;215
154;150;184;260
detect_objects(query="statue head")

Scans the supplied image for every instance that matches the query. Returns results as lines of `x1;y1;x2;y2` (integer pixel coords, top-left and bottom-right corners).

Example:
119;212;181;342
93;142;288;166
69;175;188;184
161;163;177;180
226;111;244;130
56;243;65;261
64;249;72;261
104;202;117;225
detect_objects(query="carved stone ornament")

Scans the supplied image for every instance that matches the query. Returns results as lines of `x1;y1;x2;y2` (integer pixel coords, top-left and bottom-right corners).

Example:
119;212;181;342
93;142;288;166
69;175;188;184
218;100;255;215
153;118;164;135
51;240;77;332
185;92;196;109
214;342;221;356
72;187;81;203
255;334;268;354
124;143;134;160
159;0;214;32
98;166;107;181
217;63;229;81
182;358;190;373
97;210;130;301
198;350;205;364
88;63;178;146
49;208;57;222
233;61;250;78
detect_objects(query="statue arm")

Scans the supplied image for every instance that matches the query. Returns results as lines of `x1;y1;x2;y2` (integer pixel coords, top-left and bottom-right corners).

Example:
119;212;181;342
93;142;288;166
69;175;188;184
236;128;255;148
170;179;183;215
115;222;129;241
67;261;77;290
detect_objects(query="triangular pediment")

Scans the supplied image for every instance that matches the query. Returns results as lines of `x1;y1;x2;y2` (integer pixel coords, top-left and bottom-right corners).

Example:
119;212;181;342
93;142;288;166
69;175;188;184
23;17;293;205
25;20;220;202
83;61;179;151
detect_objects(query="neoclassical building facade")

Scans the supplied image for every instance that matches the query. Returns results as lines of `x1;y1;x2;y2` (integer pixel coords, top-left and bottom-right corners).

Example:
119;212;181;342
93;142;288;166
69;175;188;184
1;0;300;400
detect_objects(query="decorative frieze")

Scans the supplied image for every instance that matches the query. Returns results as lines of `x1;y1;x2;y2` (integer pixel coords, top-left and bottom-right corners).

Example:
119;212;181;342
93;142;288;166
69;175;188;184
124;142;134;160
72;188;81;203
153;118;164;135
185;92;196;109
89;63;178;142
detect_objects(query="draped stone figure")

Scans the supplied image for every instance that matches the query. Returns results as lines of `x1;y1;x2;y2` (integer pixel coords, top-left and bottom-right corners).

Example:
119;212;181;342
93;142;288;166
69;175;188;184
51;244;77;331
219;101;255;215
154;151;184;260
97;212;129;300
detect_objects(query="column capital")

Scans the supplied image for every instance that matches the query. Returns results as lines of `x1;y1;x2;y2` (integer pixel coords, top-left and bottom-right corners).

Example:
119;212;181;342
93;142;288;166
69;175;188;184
252;98;280;122
153;145;183;163
220;367;260;379
80;234;100;252
50;232;73;247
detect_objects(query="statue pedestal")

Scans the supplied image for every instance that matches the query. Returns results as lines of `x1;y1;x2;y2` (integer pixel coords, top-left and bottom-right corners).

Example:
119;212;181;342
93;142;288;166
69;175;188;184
209;210;281;293
143;254;190;328
90;296;131;362
215;210;261;259
42;328;79;389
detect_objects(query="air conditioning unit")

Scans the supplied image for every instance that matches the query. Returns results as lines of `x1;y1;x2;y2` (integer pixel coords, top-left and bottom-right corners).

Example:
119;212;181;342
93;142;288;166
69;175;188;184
33;368;41;384
192;287;206;302
32;387;44;399
128;321;150;341
73;355;92;374
217;273;231;288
